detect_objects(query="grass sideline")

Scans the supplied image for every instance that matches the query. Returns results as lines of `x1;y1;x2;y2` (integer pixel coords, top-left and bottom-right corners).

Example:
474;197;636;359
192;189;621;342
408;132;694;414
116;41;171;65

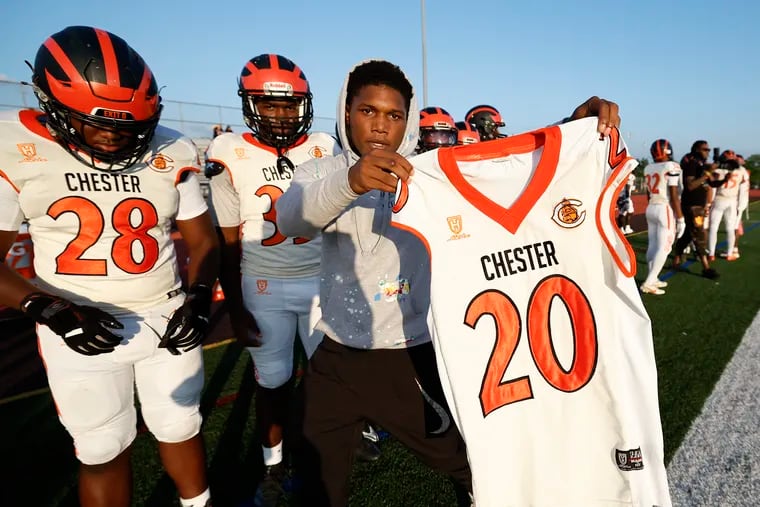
1;202;758;506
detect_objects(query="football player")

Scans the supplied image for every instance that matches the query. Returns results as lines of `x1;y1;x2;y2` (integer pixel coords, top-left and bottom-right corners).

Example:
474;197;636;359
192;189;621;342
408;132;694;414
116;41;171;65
465;104;507;140
707;150;742;260
455;120;480;145
416;106;458;153
640;139;684;295
730;154;750;258
0;26;219;507
205;54;347;507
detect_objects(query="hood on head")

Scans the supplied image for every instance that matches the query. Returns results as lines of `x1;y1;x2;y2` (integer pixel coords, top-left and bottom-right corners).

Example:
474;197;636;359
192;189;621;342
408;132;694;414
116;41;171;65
335;59;419;163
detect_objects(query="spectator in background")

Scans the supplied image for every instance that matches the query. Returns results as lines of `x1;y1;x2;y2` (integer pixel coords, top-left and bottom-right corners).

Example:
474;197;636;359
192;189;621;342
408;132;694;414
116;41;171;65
672;140;722;279
212;124;223;138
225;125;233;133
616;172;636;234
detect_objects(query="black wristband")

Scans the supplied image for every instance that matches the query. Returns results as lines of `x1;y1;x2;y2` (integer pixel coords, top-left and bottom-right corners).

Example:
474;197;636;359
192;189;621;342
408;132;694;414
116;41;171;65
19;292;56;315
188;283;213;312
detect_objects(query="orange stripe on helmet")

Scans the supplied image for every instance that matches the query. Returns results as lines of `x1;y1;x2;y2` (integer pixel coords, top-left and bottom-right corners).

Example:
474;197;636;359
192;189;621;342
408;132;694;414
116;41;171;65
42;37;79;82
94;28;119;87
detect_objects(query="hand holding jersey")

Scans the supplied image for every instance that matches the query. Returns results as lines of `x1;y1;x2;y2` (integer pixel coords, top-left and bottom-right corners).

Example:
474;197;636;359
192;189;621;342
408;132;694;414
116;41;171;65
159;283;213;355
21;292;124;355
348;149;413;194
566;96;621;136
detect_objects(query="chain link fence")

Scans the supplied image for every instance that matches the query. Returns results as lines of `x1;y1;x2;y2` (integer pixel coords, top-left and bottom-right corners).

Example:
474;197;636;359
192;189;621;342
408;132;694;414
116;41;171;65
0;79;336;151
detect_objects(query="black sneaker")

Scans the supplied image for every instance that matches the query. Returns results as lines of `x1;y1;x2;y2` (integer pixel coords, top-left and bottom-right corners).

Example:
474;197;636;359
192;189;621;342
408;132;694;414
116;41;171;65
702;268;719;280
355;437;382;462
253;463;287;507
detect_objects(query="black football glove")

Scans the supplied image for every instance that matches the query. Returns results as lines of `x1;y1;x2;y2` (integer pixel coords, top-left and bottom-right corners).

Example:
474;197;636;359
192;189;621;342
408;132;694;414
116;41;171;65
159;283;212;355
20;293;124;356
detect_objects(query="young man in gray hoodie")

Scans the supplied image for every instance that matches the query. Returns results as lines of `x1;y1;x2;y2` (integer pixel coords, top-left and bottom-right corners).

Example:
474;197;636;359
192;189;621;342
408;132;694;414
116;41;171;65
276;59;620;506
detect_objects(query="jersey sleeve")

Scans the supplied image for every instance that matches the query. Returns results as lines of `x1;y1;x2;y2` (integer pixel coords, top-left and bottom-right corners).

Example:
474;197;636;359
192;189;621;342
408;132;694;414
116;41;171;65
665;162;682;187
208;168;241;228
176;172;208;221
0;176;24;231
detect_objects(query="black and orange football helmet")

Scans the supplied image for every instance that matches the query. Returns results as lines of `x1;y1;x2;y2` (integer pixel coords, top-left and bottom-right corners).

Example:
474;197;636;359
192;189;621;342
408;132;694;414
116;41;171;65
418;106;458;152
238;54;313;151
31;26;162;171
465;104;506;141
455;121;480;145
650;139;673;162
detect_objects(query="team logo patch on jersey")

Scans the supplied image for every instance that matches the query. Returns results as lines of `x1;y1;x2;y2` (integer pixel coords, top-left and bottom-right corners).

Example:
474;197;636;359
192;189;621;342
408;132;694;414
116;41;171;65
16;143;47;163
551;198;586;228
256;279;271;295
446;215;471;241
309;146;325;158
615;447;644;471
234;148;248;159
148;154;174;172
374;277;410;302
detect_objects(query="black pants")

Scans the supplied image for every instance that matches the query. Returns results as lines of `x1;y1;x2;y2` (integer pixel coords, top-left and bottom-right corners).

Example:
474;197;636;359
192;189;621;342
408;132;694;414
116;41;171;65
299;337;471;506
674;204;707;257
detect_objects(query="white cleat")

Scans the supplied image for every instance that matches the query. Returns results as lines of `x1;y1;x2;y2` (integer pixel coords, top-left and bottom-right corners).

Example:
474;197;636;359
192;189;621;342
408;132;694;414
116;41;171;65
640;284;665;295
653;280;668;288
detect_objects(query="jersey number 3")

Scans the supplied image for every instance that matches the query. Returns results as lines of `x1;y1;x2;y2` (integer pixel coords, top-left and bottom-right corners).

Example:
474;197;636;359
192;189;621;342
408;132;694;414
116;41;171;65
48;196;160;275
464;274;598;418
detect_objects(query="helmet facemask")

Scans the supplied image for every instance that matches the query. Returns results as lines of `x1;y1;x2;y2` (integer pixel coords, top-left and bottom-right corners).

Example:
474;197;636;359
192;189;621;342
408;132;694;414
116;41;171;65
240;91;313;152
36;85;161;171
419;124;458;152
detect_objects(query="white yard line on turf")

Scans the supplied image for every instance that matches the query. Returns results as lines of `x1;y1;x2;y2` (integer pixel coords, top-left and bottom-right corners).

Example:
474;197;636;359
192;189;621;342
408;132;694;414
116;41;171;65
666;309;760;506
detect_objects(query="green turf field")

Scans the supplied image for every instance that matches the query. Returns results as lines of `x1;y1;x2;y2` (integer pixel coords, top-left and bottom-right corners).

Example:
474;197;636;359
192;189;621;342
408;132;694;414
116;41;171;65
2;203;758;506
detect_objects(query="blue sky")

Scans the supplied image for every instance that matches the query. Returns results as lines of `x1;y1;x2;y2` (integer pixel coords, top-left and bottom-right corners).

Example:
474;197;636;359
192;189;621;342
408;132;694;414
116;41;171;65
1;0;757;160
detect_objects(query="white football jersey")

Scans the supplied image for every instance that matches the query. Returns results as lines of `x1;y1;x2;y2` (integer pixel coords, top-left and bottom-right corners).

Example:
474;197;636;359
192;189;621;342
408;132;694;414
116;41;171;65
391;118;671;507
0;109;206;313
207;131;339;278
645;161;681;205
737;167;750;210
713;167;743;200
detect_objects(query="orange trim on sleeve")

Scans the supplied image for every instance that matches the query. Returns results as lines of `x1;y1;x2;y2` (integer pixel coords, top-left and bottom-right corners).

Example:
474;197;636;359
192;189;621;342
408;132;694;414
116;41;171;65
597;162;637;277
389;220;432;266
0;169;20;193
19;109;55;141
174;166;201;186
392;180;409;213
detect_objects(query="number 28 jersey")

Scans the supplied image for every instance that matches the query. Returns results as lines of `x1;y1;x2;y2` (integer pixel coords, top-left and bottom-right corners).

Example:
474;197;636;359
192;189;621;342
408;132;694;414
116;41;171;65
0;109;206;313
391;118;671;507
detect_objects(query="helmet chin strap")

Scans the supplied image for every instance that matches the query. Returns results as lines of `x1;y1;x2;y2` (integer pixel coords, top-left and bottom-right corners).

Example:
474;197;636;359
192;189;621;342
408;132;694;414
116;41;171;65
276;149;294;175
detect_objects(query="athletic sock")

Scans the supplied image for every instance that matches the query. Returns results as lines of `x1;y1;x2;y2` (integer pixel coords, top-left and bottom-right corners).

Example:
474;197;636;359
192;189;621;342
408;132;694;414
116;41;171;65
179;487;211;507
263;441;284;467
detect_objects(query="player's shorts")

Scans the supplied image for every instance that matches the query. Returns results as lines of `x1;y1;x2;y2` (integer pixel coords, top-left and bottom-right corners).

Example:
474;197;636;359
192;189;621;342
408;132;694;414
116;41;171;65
242;274;322;389
38;295;204;465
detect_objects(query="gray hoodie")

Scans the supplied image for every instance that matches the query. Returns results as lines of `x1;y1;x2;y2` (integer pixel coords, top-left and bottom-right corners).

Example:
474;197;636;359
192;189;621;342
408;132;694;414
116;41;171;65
276;60;429;350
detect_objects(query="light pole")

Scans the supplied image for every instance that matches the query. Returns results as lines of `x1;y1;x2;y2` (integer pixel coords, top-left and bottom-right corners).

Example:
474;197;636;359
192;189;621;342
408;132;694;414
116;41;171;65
420;0;428;107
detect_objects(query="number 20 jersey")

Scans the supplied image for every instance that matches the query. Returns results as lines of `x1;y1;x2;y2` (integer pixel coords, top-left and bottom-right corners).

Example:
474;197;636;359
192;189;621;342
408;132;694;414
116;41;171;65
391;118;671;507
0;109;204;313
